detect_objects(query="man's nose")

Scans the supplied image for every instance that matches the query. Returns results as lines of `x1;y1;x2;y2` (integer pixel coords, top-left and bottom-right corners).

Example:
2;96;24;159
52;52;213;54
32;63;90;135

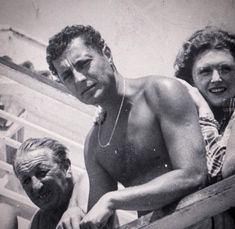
31;176;43;190
211;69;222;82
72;69;86;83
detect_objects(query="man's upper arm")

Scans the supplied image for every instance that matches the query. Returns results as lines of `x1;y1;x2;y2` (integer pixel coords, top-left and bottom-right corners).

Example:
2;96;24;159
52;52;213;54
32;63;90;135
84;130;117;210
29;210;40;229
149;78;206;172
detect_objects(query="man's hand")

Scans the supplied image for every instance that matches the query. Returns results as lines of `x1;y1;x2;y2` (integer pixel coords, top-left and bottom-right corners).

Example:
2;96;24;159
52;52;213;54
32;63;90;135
56;207;85;229
80;195;114;229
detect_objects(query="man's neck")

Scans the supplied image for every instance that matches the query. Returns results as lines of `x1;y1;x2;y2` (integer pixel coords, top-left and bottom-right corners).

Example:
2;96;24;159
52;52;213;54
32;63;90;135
99;73;126;111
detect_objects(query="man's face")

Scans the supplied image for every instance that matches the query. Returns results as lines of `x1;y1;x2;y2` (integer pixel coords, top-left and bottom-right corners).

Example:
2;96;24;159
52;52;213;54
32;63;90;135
53;37;114;105
15;148;71;210
192;49;235;108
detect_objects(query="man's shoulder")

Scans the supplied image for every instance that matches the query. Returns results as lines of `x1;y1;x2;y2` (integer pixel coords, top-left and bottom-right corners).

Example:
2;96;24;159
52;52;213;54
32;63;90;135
29;210;41;229
140;76;196;120
144;75;183;90
142;76;186;104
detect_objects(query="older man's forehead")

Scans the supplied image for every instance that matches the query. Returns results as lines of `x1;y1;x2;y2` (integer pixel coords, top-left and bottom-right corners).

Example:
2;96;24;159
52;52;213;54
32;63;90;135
16;148;54;168
16;157;48;177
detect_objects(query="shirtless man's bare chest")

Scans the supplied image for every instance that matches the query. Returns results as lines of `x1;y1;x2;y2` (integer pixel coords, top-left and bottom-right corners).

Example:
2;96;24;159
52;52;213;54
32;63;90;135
92;95;172;187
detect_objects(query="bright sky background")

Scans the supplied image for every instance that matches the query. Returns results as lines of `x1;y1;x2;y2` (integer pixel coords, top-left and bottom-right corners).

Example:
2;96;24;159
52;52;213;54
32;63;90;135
1;0;235;78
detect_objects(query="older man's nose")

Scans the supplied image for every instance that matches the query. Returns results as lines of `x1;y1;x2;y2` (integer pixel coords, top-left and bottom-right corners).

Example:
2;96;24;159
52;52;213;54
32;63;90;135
72;69;86;82
31;176;43;190
211;69;222;82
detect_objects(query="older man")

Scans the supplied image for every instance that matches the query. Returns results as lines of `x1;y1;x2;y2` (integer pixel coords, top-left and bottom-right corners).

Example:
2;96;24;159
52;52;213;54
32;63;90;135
13;138;85;229
47;25;207;229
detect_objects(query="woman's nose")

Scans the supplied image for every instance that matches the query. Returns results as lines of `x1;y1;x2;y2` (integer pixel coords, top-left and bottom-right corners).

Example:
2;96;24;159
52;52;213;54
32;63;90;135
211;69;222;82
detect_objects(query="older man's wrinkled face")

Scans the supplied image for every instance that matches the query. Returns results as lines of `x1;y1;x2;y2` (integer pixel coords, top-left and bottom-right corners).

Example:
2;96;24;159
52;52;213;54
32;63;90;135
192;49;235;108
14;148;72;210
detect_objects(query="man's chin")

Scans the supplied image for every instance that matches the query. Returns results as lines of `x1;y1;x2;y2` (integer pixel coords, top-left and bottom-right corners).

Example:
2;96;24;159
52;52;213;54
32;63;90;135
39;201;56;211
35;197;56;210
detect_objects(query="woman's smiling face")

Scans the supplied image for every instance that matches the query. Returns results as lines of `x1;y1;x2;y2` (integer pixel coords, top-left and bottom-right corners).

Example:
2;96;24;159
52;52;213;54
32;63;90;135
192;49;235;108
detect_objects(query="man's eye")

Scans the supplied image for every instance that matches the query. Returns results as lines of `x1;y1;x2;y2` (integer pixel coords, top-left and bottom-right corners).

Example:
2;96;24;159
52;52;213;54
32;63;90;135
75;59;91;71
22;177;31;185
61;71;72;81
36;171;47;178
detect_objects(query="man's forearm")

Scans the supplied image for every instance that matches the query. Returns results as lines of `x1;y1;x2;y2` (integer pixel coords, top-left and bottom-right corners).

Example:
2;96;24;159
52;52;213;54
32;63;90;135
101;169;205;212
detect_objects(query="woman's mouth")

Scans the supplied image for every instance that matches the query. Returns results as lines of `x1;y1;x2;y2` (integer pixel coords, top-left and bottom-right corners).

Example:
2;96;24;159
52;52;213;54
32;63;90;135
209;87;226;94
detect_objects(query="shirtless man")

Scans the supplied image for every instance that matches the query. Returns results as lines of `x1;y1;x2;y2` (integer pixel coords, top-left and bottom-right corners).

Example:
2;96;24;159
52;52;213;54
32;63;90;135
46;25;207;228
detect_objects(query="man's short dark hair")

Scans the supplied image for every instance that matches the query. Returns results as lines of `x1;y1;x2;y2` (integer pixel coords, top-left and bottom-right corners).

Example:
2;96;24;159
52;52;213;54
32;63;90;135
174;26;235;85
13;138;69;173
46;25;109;76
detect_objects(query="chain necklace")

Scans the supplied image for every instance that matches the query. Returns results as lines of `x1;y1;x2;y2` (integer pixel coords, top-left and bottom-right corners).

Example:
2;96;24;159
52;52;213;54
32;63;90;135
98;79;126;148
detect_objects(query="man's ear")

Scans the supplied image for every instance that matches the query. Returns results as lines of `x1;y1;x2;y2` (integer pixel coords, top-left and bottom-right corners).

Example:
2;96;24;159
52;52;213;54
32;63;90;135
102;44;113;64
63;159;72;178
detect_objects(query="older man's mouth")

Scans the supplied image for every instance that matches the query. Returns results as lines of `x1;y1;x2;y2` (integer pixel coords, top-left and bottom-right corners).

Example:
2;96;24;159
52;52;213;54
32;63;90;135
38;190;52;200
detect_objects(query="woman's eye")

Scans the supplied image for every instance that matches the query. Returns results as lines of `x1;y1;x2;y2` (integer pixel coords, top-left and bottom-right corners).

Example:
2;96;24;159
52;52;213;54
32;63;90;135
199;67;212;76
220;65;232;74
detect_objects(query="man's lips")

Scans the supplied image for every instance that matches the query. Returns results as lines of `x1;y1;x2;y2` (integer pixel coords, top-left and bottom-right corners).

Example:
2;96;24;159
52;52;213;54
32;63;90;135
209;87;227;94
81;84;97;95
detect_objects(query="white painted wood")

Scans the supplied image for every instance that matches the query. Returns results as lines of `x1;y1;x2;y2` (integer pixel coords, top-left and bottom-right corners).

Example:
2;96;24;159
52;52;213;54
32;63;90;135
0;109;84;150
120;175;235;229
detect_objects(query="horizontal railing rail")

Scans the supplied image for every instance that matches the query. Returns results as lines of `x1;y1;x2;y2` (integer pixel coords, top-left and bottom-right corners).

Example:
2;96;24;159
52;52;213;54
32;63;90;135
119;175;235;229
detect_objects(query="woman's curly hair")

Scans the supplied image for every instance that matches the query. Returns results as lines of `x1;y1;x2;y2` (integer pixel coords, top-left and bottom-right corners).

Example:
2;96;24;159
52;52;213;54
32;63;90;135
174;26;235;85
46;25;108;76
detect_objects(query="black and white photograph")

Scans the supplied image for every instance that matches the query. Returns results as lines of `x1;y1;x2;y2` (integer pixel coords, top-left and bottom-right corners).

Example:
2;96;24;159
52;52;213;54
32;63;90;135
1;1;235;228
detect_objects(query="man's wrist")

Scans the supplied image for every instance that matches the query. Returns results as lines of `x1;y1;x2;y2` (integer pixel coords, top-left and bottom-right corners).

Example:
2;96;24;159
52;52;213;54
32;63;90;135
101;192;116;211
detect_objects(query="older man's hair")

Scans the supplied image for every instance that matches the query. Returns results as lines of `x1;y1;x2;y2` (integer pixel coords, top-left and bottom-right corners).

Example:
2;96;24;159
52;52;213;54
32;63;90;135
14;138;69;170
46;25;110;76
174;26;235;85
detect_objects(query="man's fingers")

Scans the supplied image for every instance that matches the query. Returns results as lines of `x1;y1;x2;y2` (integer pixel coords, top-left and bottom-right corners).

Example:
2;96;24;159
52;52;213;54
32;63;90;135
56;219;73;229
80;222;99;229
71;216;80;229
62;220;73;229
56;221;63;229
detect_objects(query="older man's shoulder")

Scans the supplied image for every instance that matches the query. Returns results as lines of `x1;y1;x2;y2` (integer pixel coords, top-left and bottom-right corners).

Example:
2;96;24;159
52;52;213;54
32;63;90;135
29;210;42;229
